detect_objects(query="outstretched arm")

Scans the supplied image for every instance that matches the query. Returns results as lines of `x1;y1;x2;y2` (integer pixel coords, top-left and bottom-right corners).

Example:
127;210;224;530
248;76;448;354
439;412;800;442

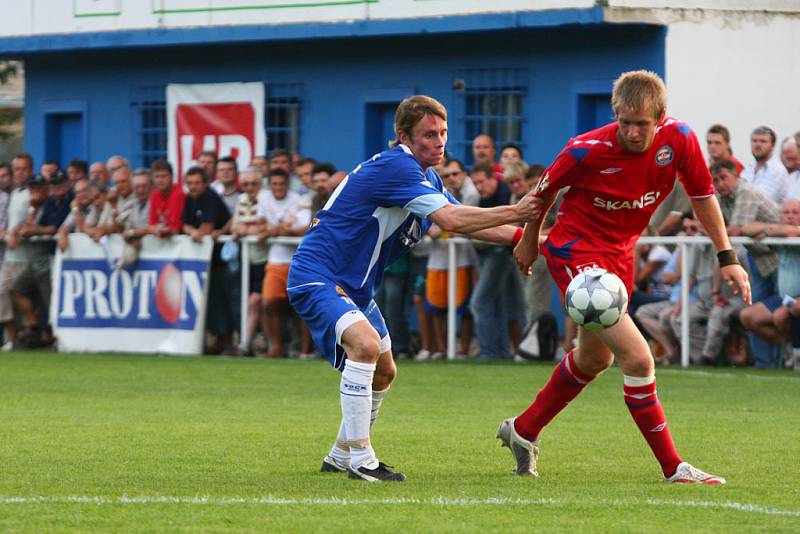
427;192;539;235
690;195;751;304
464;224;519;245
513;190;557;274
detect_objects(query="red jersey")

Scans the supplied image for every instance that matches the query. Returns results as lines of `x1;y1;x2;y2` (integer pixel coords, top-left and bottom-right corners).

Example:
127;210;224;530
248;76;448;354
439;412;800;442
149;185;186;231
536;117;713;260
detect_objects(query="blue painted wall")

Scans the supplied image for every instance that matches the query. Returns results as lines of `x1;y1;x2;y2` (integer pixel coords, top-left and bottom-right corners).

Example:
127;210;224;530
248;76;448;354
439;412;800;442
22;22;665;172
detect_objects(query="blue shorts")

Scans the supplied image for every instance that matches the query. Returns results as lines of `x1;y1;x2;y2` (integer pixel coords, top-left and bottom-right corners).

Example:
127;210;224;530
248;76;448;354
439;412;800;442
761;294;783;313
287;279;390;372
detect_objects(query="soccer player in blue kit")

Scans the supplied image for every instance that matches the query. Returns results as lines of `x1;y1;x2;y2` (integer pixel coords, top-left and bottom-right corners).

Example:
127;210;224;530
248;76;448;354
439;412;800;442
288;95;538;481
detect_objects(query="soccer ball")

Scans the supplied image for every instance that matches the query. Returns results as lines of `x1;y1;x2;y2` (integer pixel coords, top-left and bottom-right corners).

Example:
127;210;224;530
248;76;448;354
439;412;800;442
565;268;628;331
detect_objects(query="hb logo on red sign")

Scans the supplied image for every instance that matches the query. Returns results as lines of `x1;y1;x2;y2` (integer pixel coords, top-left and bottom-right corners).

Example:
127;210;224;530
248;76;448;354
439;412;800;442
175;102;255;179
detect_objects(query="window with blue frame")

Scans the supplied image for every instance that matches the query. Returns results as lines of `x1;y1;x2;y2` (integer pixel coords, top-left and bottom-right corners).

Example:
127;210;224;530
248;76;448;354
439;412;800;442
454;68;528;166
266;83;303;155
131;85;167;167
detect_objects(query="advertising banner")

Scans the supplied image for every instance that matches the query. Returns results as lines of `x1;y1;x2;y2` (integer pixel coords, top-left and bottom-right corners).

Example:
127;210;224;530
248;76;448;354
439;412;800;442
167;82;265;180
51;234;213;355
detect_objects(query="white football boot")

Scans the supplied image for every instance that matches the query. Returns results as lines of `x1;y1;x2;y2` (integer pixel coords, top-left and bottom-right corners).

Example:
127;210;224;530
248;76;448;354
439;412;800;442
665;462;726;485
496;417;539;477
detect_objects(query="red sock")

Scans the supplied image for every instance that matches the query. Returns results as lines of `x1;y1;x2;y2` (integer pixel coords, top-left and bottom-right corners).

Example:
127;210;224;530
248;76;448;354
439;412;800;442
624;378;682;477
514;351;595;442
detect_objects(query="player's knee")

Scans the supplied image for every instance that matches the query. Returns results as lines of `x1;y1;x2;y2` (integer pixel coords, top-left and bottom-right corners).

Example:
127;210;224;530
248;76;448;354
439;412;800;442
626;356;654;377
373;361;396;390
347;336;382;363
574;347;613;375
739;307;755;329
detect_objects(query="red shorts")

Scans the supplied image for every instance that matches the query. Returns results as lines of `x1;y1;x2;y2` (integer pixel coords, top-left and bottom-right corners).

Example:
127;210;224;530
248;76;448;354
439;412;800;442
540;239;634;303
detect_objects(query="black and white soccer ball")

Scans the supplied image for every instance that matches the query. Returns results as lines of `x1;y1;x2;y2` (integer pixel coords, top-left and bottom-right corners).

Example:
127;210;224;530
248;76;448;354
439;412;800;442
565;268;628;331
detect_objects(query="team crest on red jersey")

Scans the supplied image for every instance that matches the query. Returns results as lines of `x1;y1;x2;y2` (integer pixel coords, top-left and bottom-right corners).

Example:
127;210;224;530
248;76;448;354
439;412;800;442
655;145;674;166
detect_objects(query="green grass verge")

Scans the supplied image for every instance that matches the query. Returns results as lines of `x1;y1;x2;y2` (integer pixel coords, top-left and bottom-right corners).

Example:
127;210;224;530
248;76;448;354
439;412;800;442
0;352;798;532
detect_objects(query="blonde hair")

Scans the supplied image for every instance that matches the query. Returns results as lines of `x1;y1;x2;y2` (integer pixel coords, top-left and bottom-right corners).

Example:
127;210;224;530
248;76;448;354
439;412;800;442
504;161;529;181
388;95;447;148
611;70;666;120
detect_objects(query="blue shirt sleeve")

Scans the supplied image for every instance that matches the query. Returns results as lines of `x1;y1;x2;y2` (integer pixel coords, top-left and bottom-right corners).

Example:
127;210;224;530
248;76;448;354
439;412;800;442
367;152;450;218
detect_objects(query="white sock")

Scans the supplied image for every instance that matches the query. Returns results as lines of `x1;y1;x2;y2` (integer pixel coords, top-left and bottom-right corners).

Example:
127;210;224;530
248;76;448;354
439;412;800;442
329;386;390;463
370;386;389;427
328;420;350;465
623;374;655;387
340;360;376;468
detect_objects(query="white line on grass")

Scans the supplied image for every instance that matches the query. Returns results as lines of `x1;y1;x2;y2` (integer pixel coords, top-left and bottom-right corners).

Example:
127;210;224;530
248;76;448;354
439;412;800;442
0;496;798;516
657;369;799;383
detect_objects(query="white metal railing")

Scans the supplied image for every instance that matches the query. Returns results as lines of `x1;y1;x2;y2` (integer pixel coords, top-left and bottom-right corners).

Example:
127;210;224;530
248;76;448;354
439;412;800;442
34;233;800;366
237;234;800;367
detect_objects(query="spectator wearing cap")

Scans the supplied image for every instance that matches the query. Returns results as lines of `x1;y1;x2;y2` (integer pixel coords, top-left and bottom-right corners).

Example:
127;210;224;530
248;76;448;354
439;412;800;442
33;172;73;244
740;126;789;205
8;175;54;348
0;153;34;350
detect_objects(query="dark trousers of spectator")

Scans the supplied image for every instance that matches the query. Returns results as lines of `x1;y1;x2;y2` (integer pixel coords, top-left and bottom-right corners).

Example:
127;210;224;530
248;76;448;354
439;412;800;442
748;255;781;368
207;262;241;340
375;271;410;355
471;248;515;359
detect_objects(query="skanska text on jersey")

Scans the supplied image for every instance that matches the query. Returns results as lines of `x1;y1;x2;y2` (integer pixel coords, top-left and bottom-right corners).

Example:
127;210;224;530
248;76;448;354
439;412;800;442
592;191;662;211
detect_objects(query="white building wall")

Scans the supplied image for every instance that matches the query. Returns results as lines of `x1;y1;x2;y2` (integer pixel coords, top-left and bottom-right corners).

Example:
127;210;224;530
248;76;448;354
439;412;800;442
0;0;595;37
664;10;800;162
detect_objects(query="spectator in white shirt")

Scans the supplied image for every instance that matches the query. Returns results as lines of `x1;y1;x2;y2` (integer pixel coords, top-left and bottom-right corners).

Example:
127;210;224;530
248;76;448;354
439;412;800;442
740;126;789;205
780;137;800;199
255;168;311;358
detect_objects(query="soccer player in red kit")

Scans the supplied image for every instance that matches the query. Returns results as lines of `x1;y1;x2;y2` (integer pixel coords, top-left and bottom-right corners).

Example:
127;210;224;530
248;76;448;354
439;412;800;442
498;70;751;484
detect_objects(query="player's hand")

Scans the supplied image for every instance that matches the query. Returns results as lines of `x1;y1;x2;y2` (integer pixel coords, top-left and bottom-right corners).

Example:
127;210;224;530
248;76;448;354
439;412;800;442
515;192;543;223
513;235;538;275
721;264;751;305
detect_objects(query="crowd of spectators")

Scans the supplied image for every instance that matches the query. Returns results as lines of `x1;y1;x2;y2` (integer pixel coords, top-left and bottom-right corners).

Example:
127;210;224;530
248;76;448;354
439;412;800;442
1;121;799;369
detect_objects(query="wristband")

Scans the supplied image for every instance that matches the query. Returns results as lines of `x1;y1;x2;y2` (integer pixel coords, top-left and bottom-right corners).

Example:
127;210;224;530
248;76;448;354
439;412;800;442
717;249;739;267
511;227;524;247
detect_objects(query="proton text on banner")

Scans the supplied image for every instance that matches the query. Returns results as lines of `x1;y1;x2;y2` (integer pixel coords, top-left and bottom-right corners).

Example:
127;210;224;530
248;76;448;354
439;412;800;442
51;234;213;355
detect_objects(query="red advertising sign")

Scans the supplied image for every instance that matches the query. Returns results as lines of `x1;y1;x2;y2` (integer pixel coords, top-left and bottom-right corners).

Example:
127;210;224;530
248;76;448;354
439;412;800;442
167;83;265;182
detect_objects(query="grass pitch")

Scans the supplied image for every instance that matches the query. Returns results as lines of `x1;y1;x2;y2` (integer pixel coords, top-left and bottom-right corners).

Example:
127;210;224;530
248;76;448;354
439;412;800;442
0;352;798;532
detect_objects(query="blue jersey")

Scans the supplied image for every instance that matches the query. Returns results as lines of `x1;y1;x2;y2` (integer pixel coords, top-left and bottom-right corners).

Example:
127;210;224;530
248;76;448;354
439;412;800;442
289;145;456;307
